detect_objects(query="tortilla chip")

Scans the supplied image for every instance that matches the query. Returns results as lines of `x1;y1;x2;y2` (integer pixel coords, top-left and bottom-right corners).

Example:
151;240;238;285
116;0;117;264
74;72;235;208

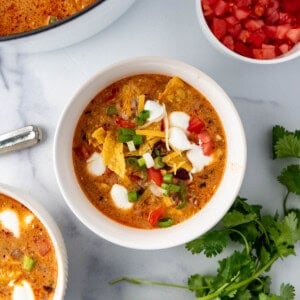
120;81;142;118
159;77;190;104
102;131;125;178
89;127;107;149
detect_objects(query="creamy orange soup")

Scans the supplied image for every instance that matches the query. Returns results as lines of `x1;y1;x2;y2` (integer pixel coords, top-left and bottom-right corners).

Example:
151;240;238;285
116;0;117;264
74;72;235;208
73;74;226;229
0;0;97;36
0;194;57;299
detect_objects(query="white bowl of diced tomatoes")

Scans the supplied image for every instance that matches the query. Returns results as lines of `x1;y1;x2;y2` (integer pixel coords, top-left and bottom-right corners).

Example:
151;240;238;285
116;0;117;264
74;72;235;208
196;0;300;63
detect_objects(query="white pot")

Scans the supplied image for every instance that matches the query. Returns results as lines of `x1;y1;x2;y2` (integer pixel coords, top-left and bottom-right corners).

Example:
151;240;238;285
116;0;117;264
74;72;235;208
0;0;135;53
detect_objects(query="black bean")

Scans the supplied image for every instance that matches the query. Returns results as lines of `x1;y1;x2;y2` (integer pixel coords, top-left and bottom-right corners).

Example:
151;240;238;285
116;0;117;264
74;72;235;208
174;168;189;180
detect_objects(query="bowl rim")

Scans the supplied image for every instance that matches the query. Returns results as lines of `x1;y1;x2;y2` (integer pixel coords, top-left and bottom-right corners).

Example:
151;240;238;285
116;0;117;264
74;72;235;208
0;183;68;300
0;0;106;42
54;56;247;250
195;0;300;64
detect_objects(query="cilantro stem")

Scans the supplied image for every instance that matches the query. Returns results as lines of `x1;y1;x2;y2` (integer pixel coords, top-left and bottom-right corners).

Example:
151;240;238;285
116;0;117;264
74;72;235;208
254;219;270;246
109;277;189;290
283;191;290;215
229;229;250;255
196;255;279;300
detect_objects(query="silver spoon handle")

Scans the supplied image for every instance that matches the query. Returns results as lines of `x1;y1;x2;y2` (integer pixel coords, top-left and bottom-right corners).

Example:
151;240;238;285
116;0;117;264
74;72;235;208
0;125;42;154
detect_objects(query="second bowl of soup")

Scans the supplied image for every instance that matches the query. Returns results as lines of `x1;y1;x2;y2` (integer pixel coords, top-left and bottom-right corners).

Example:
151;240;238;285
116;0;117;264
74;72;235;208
54;57;246;249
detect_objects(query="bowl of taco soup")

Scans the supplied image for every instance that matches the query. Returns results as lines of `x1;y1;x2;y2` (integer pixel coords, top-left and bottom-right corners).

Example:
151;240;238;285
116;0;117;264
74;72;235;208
54;57;246;249
0;184;67;299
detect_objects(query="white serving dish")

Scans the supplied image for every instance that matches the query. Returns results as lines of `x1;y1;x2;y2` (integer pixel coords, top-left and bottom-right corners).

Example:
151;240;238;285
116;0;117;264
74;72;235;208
0;184;68;299
54;56;247;250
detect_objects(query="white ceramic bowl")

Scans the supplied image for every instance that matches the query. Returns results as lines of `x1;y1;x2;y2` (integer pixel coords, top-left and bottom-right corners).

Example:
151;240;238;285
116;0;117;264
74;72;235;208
54;56;247;250
0;184;68;299
0;0;135;53
195;0;300;64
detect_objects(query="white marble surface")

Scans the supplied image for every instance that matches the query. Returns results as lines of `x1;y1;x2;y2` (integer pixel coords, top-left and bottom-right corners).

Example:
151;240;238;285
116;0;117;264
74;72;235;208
1;0;300;299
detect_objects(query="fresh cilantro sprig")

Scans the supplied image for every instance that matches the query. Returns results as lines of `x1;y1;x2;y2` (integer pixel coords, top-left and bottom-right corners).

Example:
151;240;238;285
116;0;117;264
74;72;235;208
273;125;300;215
110;125;300;299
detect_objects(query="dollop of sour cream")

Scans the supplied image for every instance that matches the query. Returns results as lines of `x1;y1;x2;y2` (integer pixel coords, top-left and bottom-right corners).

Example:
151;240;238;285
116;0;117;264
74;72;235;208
144;100;165;123
186;144;212;173
169;111;190;131
0;210;20;238
13;280;35;300
168;127;192;151
110;184;133;209
86;152;106;176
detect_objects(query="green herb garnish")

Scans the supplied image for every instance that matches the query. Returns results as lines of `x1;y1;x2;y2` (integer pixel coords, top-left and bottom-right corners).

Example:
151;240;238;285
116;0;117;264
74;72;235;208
107;106;117;116
128;191;139;203
22;255;37;271
136;110;150;126
163;173;173;184
110;125;300;299
154;156;165;169
158;217;174;228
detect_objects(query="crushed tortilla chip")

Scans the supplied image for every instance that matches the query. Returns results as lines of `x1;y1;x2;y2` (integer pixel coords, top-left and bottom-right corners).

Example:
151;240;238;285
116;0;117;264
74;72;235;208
102;131;125;178
163;151;192;173
137;94;145;114
159;77;190;104
120;82;142;118
89;127;107;149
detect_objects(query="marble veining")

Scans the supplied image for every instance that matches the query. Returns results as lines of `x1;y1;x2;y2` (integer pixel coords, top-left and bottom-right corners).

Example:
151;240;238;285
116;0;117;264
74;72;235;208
0;1;300;300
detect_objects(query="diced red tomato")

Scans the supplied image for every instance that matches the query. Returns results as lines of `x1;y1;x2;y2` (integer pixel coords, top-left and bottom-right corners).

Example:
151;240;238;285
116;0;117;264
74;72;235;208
253;45;276;59
197;130;215;156
279;12;295;25
225;16;239;26
278;43;290;54
236;0;251;8
148;207;164;227
214;0;229;17
248;30;266;47
282;0;300;14
73;144;92;160
244;19;264;31
254;4;265;17
233;7;251;20
222;35;234;50
147;168;163;186
238;30;250;42
263;25;277;38
286;28;300;43
276;24;291;39
115;116;135;129
235;41;253;57
265;7;279;24
212;18;227;39
188;117;205;134
227;23;242;37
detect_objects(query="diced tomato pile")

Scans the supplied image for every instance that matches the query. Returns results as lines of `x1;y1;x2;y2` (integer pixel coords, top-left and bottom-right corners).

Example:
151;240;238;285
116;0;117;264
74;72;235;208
201;0;300;59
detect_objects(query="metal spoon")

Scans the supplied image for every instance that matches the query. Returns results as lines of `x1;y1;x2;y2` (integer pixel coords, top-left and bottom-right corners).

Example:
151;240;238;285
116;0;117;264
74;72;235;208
0;125;42;154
